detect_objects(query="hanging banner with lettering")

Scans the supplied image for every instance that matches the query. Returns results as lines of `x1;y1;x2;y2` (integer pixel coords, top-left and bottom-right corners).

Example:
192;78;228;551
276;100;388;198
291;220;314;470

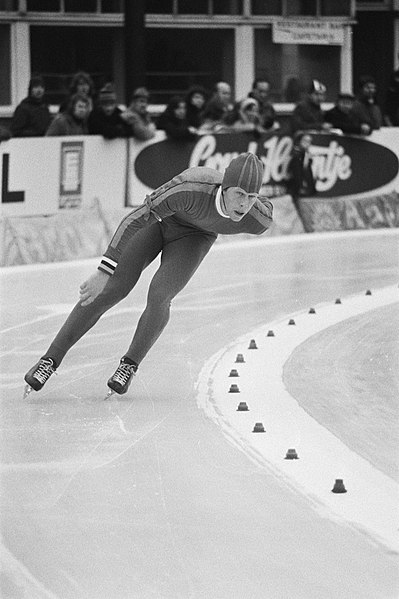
272;20;345;45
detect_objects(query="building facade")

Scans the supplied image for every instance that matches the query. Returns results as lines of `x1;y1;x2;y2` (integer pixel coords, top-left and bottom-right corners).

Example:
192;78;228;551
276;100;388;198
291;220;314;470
0;0;397;115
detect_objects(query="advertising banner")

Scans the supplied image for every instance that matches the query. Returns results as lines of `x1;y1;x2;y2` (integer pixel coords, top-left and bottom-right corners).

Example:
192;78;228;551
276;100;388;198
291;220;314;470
129;129;399;202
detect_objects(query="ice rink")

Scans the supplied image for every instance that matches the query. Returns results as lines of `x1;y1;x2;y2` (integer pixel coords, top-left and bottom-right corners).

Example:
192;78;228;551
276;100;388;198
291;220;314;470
1;228;398;599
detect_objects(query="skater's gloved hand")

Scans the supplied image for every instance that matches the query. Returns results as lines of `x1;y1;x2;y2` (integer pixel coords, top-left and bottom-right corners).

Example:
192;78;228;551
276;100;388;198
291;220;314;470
79;271;109;306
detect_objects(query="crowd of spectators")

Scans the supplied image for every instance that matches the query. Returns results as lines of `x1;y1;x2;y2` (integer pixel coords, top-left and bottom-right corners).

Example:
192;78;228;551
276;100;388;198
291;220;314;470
5;69;398;143
2;68;398;213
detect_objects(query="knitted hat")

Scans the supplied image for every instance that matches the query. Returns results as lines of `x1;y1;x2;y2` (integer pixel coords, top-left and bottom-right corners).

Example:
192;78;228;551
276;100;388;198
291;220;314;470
222;153;264;193
309;79;326;94
131;87;150;100
99;83;117;104
28;75;45;94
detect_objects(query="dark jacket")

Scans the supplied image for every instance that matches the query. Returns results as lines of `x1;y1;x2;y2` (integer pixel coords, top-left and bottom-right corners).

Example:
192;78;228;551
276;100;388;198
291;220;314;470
351;99;383;131
157;111;197;141
11;96;51;137
288;147;316;201
46;112;88;136
88;107;131;139
324;106;367;135
291;98;325;134
384;70;399;126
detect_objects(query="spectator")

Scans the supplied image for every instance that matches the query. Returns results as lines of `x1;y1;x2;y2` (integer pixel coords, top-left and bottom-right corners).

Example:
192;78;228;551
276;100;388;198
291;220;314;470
157;96;198;141
202;81;233;127
324;93;371;135
384;68;399;126
59;71;95;114
225;98;266;136
46;93;90;136
185;85;207;128
248;78;278;130
351;75;383;131
124;87;156;141
211;81;233;111
10;74;51;137
198;101;230;133
291;79;332;135
88;83;132;139
288;131;316;203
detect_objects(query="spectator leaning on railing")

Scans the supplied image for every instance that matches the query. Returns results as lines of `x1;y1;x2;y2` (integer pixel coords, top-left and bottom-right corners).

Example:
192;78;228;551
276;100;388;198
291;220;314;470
11;75;51;137
351;75;383;131
123;87;156;141
157;95;199;141
46;93;90;136
324;93;371;135
88;83;132;139
291;79;332;135
58;70;95;115
248;78;278;131
185;85;207;129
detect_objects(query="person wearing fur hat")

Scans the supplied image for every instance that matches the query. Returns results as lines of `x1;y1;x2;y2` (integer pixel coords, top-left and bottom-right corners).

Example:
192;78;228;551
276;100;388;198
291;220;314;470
290;79;332;135
11;75;51;137
24;153;273;398
88;83;132;139
225;97;267;136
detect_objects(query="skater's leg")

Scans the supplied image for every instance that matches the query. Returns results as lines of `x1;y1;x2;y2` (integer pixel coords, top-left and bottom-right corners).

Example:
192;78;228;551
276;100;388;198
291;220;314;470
123;233;215;365
44;224;163;367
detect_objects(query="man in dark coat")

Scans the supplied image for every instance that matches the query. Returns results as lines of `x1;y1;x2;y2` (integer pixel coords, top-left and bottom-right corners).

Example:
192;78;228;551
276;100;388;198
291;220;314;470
351;75;383;131
324;93;371;135
291;79;332;135
88;83;132;139
11;75;51;137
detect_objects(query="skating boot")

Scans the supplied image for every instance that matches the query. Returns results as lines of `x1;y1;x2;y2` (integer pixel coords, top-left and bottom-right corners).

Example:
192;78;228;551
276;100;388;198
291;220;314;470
23;358;57;398
106;358;137;398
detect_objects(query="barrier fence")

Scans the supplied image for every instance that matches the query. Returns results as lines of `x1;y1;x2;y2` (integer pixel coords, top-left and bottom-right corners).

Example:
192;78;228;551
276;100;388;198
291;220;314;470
1;129;398;265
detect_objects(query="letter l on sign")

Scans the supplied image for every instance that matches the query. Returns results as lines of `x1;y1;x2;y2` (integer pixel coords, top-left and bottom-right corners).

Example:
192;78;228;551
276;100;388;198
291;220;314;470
1;154;25;203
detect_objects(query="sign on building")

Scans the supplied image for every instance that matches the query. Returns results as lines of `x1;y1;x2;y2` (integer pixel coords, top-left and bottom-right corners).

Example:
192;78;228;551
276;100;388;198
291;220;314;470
273;20;345;45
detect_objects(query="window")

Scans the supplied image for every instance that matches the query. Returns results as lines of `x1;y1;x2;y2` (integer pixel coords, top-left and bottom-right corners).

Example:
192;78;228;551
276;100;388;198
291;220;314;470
64;0;97;12
252;0;282;15
212;0;243;14
178;0;209;14
321;0;351;15
286;0;318;16
101;0;122;12
26;0;60;10
0;0;19;9
255;28;340;102
145;0;173;13
146;28;235;103
30;26;118;103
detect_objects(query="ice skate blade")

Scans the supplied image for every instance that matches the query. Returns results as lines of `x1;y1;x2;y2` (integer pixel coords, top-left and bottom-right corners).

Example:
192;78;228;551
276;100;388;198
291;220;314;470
104;388;116;400
23;384;33;399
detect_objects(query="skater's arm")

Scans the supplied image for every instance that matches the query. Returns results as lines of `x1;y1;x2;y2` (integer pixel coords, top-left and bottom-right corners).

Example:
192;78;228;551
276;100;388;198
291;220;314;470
99;189;191;275
79;270;110;306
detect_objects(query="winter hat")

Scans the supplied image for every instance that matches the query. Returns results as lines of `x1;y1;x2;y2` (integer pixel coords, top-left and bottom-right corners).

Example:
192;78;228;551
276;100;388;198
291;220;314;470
309;79;326;94
28;74;45;94
99;83;117;104
240;98;259;111
222;153;264;193
131;87;150;100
